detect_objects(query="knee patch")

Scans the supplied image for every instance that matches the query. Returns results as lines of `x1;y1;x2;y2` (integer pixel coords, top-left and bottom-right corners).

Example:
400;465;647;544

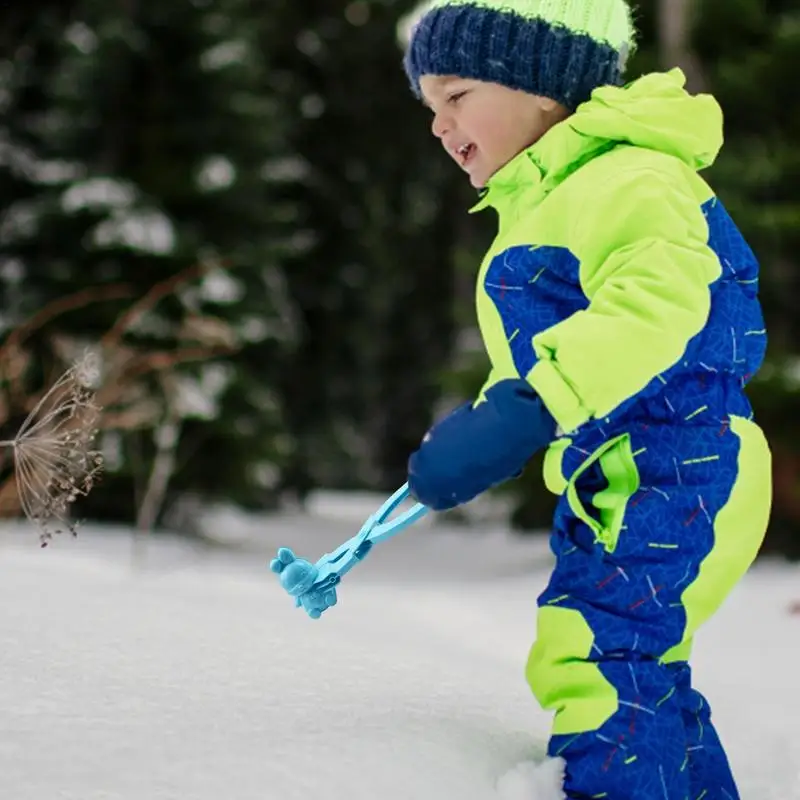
526;605;618;735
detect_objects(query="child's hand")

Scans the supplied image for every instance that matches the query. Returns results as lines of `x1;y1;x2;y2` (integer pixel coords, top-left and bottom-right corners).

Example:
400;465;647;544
407;378;557;510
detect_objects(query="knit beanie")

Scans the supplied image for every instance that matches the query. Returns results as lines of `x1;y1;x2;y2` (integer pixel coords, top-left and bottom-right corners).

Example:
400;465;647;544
403;0;637;112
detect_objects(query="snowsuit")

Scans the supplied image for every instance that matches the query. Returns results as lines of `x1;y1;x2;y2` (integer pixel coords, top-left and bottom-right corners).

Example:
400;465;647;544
472;70;772;799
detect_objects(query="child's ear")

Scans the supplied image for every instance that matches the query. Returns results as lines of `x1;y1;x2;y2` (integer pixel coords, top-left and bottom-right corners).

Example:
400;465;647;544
536;95;571;122
537;96;561;113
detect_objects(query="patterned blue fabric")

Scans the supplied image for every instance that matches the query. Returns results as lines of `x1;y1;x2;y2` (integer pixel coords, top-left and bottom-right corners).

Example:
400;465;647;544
666;661;740;799
485;196;766;472
543;423;741;798
484;245;587;377
486;197;761;798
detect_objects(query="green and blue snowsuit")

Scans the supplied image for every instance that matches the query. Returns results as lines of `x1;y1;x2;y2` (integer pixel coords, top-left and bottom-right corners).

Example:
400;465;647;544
472;69;772;799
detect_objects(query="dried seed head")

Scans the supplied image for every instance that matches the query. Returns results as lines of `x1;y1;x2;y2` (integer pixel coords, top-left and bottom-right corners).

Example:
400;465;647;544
72;349;102;390
0;354;104;545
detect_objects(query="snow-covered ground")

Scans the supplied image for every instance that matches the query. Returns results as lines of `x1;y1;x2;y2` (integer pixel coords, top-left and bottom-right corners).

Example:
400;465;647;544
1;497;799;800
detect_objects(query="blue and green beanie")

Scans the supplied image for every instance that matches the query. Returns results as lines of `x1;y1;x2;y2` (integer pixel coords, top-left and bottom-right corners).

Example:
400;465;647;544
403;0;637;111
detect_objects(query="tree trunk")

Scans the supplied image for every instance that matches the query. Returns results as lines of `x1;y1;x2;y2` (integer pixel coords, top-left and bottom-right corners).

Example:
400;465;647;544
658;0;707;93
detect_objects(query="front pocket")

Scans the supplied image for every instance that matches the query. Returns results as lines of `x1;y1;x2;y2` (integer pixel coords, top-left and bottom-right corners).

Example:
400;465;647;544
542;436;571;495
565;432;640;553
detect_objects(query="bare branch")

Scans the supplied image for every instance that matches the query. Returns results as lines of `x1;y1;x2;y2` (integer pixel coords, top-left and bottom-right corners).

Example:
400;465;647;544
101;260;231;350
0;262;242;531
100;401;163;431
178;315;239;348
99;345;239;396
0;284;136;367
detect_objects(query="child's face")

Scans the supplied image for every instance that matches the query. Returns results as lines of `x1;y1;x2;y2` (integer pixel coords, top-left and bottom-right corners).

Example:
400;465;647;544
419;75;567;188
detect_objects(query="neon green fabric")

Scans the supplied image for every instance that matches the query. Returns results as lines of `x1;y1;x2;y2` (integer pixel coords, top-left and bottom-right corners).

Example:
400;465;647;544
422;0;635;48
568;432;640;553
467;66;771;799
527;414;772;738
526;605;619;736
661;415;772;665
472;69;725;436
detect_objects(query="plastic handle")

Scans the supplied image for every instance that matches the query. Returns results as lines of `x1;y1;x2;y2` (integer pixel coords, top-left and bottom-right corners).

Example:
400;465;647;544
271;484;428;618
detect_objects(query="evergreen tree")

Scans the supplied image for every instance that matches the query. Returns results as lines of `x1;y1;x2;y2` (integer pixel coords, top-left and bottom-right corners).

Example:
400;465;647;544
263;0;470;495
1;0;294;526
693;0;800;555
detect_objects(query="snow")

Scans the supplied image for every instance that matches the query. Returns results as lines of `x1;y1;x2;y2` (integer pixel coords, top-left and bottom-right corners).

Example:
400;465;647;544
200;40;249;71
92;209;175;256
0;133;84;185
61;178;137;212
1;500;799;800
196;156;237;192
64;21;99;55
199;268;244;304
172;363;235;421
60;178;176;255
0;257;24;284
0;200;43;244
259;156;310;183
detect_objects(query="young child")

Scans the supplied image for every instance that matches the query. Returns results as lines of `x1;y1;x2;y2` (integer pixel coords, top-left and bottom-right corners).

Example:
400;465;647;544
402;1;773;798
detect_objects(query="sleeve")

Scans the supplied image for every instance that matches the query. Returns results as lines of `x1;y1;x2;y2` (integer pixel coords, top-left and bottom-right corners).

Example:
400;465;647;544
526;165;722;435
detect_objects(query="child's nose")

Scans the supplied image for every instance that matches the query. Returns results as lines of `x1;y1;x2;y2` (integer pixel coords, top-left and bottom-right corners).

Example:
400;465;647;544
431;112;451;139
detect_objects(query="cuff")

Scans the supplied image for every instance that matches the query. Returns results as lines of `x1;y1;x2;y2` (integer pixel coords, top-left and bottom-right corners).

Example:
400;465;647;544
526;359;592;436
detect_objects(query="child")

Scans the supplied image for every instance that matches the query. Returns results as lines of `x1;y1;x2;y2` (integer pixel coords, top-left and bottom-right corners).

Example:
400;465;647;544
402;1;773;798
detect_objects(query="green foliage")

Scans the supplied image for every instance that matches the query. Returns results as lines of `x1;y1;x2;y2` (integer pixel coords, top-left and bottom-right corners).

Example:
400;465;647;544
262;0;471;495
1;0;292;522
0;0;472;525
693;0;800;352
692;0;800;549
1;0;797;550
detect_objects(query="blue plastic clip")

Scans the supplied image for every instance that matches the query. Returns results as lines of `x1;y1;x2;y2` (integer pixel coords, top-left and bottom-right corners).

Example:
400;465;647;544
269;483;427;619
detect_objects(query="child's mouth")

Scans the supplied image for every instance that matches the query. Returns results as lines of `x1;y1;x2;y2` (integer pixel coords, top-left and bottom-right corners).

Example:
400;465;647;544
455;143;476;168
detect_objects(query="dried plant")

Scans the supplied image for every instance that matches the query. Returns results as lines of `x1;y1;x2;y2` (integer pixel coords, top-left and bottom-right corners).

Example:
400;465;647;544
0;259;242;526
0;353;104;546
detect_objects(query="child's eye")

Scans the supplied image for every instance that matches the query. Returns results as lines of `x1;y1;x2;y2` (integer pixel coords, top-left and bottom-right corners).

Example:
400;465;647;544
447;90;467;105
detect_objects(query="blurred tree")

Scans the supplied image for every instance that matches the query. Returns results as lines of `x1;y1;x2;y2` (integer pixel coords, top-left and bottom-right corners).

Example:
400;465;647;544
0;0;294;527
1;0;476;526
692;0;800;556
657;0;707;92
4;0;795;554
263;0;471;497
